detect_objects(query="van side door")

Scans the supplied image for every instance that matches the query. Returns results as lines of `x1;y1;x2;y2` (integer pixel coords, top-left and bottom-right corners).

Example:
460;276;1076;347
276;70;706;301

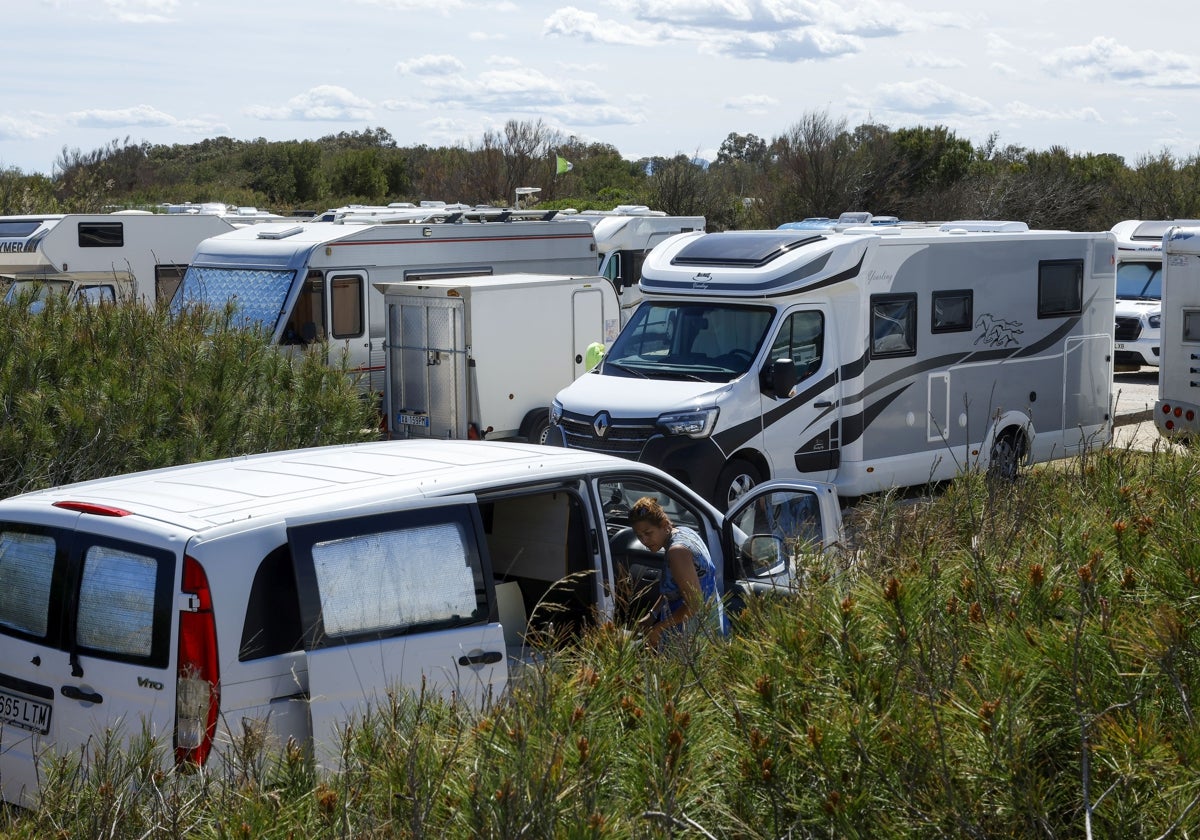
286;494;505;769
760;305;840;482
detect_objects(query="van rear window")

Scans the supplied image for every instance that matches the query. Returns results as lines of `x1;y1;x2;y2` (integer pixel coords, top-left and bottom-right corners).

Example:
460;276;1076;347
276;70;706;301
0;531;56;638
77;547;160;659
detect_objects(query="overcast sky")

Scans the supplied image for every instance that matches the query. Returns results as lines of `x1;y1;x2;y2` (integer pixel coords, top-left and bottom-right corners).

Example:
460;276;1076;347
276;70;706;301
5;0;1198;181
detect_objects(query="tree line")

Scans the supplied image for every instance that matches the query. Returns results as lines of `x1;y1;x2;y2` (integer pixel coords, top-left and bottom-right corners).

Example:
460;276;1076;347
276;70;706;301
3;112;1200;231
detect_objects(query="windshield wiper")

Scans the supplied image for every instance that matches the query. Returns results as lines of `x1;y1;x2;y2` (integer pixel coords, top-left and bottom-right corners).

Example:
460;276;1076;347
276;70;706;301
604;361;649;378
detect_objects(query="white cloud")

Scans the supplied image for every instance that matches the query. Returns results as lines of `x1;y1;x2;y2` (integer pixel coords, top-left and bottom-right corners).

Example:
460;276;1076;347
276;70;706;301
396;54;467;75
468;30;506;41
723;94;779;114
709;28;862;61
1001;101;1103;124
66;104;223;133
907;52;963;70
351;0;463;10
543;7;663;47
0;115;57;141
869;79;994;118
1043;36;1200;88
244;86;375;122
990;62;1021;80
101;0;178;23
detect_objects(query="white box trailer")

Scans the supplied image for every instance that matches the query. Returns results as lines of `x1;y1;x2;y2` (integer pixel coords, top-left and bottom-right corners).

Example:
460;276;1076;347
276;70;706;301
175;213;599;393
380;273;620;443
1152;225;1200;436
0;212;236;307
549;221;1116;507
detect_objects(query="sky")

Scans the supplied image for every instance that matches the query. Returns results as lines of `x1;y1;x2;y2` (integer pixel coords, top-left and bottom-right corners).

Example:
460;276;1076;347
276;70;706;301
5;0;1200;180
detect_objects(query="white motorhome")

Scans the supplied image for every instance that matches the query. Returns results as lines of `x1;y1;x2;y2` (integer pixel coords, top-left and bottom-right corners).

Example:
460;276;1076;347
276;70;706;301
174;213;599;393
1110;219;1199;370
379;273;620;444
549;222;1116;507
1152;225;1200;437
0;212;236;307
0;439;840;804
570;205;705;323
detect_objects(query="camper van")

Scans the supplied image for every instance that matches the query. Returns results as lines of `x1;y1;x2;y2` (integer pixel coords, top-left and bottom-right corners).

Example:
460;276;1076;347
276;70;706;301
379;273;620;444
173;213;599;393
0;212;237;307
571;205;704;323
548;222;1116;507
1152;225;1200;437
1110;219;1198;370
0;439;841;805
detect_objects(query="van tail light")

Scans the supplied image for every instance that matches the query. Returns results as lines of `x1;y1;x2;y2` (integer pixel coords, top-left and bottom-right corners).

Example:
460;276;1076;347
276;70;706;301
175;556;219;766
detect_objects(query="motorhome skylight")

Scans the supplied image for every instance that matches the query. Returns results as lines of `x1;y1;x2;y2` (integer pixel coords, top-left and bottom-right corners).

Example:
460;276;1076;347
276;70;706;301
1131;220;1200;241
670;233;823;268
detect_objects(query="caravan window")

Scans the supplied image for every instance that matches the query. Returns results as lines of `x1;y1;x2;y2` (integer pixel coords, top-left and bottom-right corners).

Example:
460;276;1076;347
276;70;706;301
329;274;363;338
1037;260;1083;317
1184;311;1200;343
78;222;123;248
871;294;917;358
931;290;972;333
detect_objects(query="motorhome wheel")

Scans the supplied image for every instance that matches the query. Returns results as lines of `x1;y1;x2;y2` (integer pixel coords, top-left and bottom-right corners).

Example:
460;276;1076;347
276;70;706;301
715;458;762;511
987;430;1028;482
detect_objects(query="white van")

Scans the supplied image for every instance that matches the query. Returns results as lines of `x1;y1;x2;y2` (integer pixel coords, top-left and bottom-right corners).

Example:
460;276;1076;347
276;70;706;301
0;439;840;806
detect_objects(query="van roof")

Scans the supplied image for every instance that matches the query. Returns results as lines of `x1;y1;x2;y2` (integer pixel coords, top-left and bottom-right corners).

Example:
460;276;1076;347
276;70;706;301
2;441;654;533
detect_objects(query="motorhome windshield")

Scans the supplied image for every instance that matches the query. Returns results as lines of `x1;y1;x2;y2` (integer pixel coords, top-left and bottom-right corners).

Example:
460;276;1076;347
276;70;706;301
604;301;773;382
1116;260;1162;300
3;278;71;304
173;266;295;333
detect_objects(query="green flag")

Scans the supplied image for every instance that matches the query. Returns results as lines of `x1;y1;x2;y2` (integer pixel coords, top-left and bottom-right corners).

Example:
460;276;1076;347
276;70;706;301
556;155;573;175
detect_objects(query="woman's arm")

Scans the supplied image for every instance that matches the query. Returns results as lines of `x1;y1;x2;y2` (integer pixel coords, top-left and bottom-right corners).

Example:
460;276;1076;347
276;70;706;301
644;546;703;648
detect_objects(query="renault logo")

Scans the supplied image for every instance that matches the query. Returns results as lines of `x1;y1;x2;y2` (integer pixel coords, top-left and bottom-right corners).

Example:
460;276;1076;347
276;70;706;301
593;412;611;438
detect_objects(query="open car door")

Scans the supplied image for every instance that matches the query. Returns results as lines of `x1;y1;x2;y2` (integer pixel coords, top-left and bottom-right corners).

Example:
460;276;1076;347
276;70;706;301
722;480;843;604
287;494;506;770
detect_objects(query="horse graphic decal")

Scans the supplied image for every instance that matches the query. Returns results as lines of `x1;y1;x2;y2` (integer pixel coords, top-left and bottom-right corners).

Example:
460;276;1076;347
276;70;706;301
974;313;1023;348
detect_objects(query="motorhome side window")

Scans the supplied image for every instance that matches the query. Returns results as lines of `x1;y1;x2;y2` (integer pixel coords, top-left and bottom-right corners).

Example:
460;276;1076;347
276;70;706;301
771;311;824;378
286;270;326;344
329;274;364;338
1184;310;1200;343
155;264;187;305
871;294;917;357
78;222;123;248
1037;260;1084;318
931;290;972;333
291;505;487;646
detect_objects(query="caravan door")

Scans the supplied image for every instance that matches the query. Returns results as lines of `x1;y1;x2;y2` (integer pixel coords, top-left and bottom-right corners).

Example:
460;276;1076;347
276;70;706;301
326;271;377;392
761;305;840;483
287;495;506;770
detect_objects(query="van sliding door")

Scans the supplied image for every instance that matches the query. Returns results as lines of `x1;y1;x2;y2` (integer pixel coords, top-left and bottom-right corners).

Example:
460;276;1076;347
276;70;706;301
287;494;506;770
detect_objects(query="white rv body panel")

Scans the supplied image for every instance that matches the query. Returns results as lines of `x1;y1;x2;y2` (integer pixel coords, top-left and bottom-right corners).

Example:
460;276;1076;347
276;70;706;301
0;213;236;305
378;273;620;441
550;224;1116;505
1153;226;1200;437
176;218;599;393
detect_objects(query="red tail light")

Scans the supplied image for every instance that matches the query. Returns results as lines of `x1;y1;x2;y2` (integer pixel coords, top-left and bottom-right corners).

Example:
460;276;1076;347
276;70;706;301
175;556;219;766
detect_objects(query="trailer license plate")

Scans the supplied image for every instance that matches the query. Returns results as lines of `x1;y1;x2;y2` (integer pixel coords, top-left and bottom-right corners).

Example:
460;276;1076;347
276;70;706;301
396;412;430;428
0;688;51;734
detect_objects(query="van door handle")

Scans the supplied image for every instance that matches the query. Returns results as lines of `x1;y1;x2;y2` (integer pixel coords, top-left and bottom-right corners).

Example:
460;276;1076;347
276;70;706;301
61;685;103;704
814;400;837;408
458;650;503;667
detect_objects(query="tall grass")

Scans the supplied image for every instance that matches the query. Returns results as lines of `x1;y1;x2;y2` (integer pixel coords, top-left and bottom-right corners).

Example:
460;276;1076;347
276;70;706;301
0;295;378;495
2;321;1199;836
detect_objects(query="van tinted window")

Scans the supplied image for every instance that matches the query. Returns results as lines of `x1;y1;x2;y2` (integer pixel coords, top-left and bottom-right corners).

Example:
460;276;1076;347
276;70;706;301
0;530;57;638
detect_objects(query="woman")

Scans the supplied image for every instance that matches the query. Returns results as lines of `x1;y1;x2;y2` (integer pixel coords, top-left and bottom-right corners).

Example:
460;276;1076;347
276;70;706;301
628;496;728;648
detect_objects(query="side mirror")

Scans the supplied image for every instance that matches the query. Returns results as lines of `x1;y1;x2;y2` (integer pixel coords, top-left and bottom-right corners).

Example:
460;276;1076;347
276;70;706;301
760;357;797;397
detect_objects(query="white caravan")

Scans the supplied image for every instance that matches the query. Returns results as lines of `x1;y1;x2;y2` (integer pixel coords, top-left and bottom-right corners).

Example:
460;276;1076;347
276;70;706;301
1152;225;1200;437
1110;219;1199;370
0;439;841;804
0;212;236;307
569;205;705;323
174;213;599;393
379;273;620;444
549;222;1116;506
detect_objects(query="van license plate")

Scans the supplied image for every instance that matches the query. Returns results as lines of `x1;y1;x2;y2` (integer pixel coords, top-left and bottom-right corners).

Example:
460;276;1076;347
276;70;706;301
1114;342;1126;350
0;688;51;734
396;413;430;428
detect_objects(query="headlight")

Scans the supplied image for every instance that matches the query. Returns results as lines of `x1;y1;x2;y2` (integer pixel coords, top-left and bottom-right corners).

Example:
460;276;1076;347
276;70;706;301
1148;313;1161;329
550;400;563;426
658;407;719;438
